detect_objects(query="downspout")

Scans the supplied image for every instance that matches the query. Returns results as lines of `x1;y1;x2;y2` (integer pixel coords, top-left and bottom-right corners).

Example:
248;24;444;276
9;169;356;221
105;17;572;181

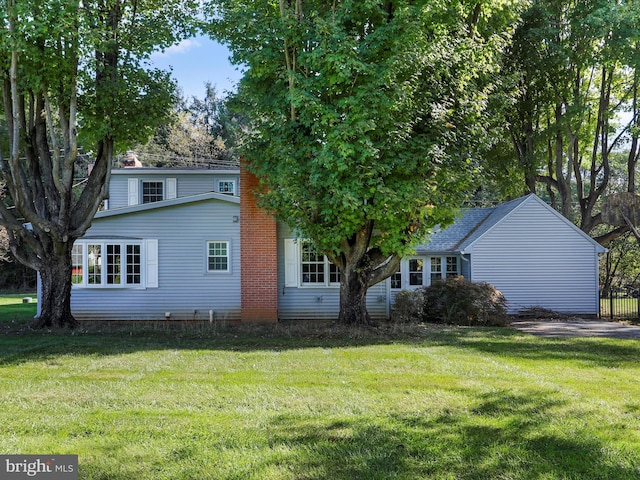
460;250;471;281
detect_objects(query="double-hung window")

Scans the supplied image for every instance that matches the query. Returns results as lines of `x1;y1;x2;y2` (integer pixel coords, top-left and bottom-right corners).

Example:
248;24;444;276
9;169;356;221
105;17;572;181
284;239;340;287
430;258;442;284
301;240;325;284
128;178;176;206
445;257;458;279
300;240;340;286
72;240;154;288
207;241;230;272
142;181;163;203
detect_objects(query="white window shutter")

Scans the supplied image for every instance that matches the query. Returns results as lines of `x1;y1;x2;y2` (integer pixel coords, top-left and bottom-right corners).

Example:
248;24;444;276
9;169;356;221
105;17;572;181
166;178;177;200
284;239;299;287
145;239;158;288
128;178;139;206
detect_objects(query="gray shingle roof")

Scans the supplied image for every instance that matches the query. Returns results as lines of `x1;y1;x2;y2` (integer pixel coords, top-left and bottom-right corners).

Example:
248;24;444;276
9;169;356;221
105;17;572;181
415;195;531;254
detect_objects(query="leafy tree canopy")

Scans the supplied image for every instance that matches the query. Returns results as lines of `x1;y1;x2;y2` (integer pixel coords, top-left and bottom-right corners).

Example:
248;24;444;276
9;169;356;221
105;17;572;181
0;0;200;327
208;0;522;323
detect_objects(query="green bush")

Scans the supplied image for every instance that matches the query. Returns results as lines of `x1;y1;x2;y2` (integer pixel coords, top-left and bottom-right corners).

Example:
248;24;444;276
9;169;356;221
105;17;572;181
390;289;424;323
421;276;509;326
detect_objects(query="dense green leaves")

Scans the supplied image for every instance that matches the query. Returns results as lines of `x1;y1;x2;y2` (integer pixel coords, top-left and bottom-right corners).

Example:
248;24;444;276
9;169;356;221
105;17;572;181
208;0;521;322
0;0;200;327
493;0;640;237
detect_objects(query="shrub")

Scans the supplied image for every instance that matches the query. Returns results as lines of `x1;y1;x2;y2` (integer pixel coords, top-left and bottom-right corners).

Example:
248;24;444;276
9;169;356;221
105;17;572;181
421;276;509;326
390;289;424;323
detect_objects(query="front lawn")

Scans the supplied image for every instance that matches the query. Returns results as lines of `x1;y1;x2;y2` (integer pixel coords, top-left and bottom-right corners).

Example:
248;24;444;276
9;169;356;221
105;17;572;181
0;324;639;479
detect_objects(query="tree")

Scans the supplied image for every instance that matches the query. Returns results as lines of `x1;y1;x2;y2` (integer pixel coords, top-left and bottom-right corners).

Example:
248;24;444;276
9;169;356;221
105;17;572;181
498;0;640;241
134;83;245;167
208;0;521;324
0;0;199;328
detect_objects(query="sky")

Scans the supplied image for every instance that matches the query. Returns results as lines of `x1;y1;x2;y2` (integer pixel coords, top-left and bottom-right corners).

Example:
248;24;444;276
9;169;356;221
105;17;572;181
149;35;244;100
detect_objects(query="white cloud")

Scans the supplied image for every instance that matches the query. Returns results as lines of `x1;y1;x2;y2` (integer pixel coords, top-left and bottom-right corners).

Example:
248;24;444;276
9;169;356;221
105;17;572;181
153;39;201;58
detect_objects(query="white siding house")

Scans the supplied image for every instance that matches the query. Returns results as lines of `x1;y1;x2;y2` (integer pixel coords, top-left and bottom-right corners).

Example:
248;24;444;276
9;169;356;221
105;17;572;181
405;194;606;315
69;193;242;321
50;163;605;322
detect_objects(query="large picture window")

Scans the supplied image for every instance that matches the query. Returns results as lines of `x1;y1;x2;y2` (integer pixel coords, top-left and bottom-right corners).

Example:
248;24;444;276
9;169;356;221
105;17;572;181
72;241;149;287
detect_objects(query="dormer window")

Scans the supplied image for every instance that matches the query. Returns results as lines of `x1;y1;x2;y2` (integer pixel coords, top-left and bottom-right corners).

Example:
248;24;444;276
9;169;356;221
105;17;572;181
127;178;177;206
142;181;164;203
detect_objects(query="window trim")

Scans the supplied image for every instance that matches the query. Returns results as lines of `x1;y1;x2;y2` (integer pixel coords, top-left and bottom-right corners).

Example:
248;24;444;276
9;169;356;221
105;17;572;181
72;240;147;289
206;240;231;274
299;239;340;288
141;180;165;204
391;256;460;290
217;180;236;195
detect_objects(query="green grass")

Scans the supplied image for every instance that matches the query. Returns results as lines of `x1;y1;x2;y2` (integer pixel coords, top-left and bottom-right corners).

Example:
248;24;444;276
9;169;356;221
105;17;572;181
1;322;639;479
600;297;640;320
0;293;37;322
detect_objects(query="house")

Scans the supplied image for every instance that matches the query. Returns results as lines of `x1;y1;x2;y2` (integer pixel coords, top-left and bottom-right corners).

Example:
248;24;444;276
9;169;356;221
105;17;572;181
401;194;607;314
62;165;606;322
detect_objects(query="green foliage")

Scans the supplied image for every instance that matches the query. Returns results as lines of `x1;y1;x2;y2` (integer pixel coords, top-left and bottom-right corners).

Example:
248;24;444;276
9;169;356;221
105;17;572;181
390;289;424;323
134;83;245;166
489;0;640;232
208;0;522;257
421;276;509;326
0;0;201;327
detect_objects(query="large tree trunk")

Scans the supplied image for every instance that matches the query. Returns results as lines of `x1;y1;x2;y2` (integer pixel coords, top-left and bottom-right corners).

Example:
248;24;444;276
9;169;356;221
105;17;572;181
32;243;78;329
338;265;372;325
331;221;401;326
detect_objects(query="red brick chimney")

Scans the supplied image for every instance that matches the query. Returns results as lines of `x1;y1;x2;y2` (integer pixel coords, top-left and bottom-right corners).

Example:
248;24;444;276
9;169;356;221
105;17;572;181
240;160;279;322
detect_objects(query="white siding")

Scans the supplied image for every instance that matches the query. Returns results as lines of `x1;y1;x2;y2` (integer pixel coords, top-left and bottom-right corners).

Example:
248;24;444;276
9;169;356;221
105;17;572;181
71;198;241;321
108;171;240;209
468;199;600;314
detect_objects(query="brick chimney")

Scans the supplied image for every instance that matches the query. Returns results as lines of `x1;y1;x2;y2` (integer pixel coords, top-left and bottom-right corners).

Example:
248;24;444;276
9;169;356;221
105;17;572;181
240;161;279;322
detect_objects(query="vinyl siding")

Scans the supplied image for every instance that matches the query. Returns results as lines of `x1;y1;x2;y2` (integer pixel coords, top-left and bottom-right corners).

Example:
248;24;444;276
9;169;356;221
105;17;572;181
277;223;388;320
71;198;241;321
468;200;601;314
108;171;240;209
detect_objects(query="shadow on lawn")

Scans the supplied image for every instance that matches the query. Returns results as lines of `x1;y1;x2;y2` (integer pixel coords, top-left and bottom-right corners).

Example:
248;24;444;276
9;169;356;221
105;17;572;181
247;389;639;479
0;322;638;367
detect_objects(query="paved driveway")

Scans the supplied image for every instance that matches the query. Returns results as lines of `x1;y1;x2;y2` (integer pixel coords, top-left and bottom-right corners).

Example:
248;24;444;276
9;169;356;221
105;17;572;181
510;319;640;339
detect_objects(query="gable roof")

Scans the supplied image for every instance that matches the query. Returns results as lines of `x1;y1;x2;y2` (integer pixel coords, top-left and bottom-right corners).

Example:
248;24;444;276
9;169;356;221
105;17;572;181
416;194;606;255
95;191;239;219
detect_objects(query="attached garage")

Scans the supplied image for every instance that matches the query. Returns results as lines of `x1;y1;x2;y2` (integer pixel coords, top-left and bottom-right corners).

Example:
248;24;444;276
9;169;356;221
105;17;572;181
409;194;606;315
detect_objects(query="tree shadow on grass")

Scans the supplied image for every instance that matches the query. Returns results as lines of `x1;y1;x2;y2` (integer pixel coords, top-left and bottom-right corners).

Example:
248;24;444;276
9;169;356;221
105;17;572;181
441;328;640;368
247;389;639;479
0;322;638;368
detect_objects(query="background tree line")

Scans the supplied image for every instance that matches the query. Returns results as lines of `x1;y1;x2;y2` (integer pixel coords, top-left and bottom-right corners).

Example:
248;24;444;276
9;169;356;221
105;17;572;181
1;0;639;325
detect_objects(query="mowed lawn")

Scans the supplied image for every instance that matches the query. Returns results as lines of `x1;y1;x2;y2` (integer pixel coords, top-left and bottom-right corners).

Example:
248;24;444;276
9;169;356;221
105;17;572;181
0;315;639;478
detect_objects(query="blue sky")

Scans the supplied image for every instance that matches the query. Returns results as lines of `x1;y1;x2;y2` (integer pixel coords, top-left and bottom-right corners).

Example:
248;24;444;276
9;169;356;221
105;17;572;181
149;35;244;100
